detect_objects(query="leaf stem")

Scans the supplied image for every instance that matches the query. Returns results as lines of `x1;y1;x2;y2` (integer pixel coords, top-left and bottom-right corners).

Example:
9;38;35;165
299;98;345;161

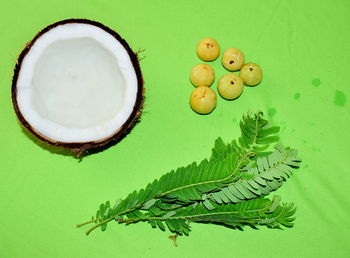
119;205;271;224
85;217;115;235
76;218;101;228
82;205;144;235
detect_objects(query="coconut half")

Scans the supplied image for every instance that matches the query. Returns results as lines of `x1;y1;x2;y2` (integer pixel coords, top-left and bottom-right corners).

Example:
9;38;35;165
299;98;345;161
12;19;143;155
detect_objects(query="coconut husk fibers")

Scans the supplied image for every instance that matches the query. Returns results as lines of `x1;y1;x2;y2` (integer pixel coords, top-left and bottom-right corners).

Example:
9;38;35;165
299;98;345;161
12;19;144;157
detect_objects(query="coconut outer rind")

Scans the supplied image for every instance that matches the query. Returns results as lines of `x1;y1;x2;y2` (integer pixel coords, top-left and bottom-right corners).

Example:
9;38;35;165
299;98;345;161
12;18;144;154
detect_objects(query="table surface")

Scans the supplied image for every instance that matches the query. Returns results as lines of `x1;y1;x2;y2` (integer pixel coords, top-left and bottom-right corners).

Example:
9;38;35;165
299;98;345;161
1;0;349;257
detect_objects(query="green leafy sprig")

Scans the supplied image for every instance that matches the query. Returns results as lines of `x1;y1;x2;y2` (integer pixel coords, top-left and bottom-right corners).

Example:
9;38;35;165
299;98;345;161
76;111;301;236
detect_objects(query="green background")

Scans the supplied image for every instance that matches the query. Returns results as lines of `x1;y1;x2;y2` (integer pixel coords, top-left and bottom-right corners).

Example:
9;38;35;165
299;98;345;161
1;0;349;257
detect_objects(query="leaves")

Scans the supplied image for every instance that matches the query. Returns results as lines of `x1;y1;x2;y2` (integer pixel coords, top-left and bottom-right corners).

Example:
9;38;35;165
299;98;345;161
185;196;296;229
238;111;280;155
89;201;115;231
113;154;238;217
210;138;240;161
206;144;301;205
122;196;296;235
77;111;301;237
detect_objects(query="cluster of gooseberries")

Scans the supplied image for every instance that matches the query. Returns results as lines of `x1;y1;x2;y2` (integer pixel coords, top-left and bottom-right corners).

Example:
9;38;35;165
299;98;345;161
189;38;263;114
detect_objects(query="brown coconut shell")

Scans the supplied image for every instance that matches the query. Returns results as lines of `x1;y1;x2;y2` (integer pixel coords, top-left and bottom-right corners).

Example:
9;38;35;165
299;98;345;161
12;19;144;157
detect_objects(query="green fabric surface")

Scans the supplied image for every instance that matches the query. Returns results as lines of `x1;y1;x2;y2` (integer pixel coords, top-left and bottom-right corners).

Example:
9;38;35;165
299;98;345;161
0;0;349;257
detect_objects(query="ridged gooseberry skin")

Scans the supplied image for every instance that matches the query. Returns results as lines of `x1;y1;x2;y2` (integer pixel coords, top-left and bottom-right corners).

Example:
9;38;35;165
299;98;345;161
196;38;220;61
217;74;244;100
190;87;217;114
221;48;245;71
190;64;215;87
240;62;263;86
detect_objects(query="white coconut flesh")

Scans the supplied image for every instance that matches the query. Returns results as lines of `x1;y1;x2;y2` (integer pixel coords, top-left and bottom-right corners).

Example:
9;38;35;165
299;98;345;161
16;23;138;143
